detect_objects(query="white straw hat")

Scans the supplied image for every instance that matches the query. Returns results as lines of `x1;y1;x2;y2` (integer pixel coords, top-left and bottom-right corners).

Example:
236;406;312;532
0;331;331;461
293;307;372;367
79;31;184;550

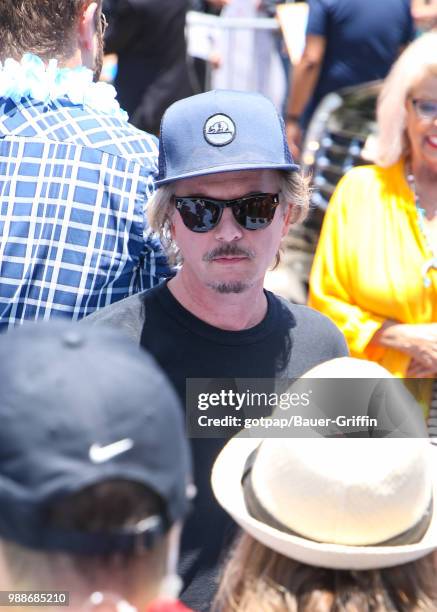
212;358;437;570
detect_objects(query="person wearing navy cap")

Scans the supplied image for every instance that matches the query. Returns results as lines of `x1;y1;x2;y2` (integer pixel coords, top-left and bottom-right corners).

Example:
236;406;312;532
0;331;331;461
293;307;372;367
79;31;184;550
85;89;348;610
0;322;194;612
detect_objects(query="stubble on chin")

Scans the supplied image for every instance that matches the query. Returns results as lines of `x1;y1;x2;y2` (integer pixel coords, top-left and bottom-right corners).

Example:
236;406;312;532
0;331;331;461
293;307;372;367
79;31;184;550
206;280;251;294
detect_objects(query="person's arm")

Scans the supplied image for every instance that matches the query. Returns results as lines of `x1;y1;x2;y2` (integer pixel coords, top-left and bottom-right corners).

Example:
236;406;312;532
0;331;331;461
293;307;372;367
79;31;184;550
309;174;437;378
308;173;387;358
370;321;437;377
285;34;326;157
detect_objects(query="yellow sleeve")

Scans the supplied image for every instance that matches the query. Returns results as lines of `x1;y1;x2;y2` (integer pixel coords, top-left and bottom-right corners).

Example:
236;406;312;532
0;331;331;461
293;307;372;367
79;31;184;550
308;171;386;358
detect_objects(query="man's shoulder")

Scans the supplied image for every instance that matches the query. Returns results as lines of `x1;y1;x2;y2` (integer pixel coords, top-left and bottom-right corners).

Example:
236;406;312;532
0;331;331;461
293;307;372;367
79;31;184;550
275;295;335;328
67;105;159;166
334;163;401;200
81;292;147;342
0;99;158;170
274;295;348;353
83;290;348;357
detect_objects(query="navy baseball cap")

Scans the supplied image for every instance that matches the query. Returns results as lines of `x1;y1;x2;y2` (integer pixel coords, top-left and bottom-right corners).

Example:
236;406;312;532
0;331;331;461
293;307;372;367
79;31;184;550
155;89;299;186
0;322;192;554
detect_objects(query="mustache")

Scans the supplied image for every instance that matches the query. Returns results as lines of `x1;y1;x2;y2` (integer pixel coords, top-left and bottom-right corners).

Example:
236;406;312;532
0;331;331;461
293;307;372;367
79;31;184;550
203;244;255;262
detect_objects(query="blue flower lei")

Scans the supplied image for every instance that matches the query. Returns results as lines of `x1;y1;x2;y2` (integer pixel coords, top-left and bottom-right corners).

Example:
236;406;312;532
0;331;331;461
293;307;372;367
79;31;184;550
0;53;128;120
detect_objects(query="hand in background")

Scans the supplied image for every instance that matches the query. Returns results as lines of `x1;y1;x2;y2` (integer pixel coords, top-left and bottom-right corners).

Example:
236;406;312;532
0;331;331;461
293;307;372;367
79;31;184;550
286;119;302;160
401;324;437;376
373;322;437;378
209;52;222;69
206;0;230;9
406;358;437;378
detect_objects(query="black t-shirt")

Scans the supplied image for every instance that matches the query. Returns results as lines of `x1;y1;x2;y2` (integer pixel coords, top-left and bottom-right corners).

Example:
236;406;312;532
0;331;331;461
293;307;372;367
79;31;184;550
139;282;347;611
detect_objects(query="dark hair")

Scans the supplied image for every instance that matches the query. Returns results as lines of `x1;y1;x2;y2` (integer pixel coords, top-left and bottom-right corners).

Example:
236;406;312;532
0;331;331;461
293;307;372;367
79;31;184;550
2;481;168;594
47;479;165;535
213;533;437;612
0;0;89;62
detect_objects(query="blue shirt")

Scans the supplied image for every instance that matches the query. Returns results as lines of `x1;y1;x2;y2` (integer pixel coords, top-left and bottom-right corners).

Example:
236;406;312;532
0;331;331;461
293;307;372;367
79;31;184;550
0;96;170;331
304;0;414;126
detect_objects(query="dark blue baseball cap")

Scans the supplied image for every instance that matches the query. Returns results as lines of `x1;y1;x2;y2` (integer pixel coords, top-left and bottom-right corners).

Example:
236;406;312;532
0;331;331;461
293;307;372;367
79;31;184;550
0;322;193;554
156;90;299;186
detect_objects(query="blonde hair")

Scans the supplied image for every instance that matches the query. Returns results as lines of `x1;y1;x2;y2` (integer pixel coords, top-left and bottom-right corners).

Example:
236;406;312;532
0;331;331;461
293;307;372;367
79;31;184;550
376;32;437;167
213;533;437;612
147;171;310;266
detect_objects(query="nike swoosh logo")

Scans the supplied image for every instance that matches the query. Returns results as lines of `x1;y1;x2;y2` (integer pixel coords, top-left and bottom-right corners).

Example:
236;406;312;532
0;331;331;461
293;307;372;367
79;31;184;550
89;438;134;463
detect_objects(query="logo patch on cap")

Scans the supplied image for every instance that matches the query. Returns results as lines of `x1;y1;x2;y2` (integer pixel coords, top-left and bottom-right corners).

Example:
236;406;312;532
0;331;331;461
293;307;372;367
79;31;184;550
204;114;236;147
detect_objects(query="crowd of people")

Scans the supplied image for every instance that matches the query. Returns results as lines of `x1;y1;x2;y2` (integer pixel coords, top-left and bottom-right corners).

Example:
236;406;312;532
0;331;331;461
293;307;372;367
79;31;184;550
1;1;437;612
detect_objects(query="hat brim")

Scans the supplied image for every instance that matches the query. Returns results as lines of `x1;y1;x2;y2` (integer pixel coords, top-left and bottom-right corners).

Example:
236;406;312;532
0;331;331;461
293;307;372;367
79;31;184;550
211;437;437;570
154;163;300;187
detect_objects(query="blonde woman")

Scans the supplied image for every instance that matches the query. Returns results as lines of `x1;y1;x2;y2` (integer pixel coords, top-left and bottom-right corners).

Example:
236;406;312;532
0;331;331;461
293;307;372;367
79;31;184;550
309;33;437;391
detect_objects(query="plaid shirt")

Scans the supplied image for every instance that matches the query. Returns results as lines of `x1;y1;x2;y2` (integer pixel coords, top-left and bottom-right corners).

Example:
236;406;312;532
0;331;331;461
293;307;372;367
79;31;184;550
0;96;170;331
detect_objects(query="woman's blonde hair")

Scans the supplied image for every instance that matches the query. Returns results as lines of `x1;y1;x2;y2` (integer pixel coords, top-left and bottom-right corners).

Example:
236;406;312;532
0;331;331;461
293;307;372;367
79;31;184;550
212;533;437;612
147;170;310;266
376;32;437;167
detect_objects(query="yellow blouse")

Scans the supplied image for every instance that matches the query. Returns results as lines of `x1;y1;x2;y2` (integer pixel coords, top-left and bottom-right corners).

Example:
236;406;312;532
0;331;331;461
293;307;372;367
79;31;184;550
309;160;437;378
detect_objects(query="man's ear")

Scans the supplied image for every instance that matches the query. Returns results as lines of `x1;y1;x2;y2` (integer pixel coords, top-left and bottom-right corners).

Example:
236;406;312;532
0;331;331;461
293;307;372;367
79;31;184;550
281;204;294;237
78;1;99;52
168;207;177;239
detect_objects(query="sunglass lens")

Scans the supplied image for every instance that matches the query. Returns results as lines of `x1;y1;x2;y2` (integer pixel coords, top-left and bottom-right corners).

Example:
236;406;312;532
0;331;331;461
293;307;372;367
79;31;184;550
233;195;278;230
419;100;437;118
177;198;221;232
413;99;437;120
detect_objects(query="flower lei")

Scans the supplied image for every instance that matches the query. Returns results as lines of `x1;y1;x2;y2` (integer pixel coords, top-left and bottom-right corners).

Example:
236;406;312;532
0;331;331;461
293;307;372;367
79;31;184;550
0;53;128;120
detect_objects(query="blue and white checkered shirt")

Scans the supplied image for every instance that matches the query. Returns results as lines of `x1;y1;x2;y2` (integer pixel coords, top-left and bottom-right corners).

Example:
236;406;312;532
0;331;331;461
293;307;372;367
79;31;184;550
0;96;170;331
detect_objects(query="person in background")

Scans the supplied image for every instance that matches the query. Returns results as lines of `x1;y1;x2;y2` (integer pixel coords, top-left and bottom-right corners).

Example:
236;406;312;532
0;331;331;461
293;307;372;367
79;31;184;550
188;0;227;94
0;322;194;612
309;33;437;417
412;0;437;32
211;357;437;612
286;0;414;156
103;0;194;135
257;0;293;115
0;0;169;332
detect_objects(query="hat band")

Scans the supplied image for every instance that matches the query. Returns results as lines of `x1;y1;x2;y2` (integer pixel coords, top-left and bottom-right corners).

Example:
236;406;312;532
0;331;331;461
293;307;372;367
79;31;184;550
242;448;433;548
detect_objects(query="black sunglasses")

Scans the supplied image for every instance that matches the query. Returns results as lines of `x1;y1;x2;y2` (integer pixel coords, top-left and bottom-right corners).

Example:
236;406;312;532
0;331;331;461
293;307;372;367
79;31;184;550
174;193;280;233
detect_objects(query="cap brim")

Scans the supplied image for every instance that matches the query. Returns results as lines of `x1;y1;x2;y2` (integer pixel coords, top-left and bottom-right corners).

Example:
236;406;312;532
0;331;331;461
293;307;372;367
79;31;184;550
211;436;437;570
154;163;300;187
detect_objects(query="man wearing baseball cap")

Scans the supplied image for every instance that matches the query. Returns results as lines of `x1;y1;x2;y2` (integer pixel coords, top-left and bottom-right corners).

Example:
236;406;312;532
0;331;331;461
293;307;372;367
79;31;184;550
0;322;194;612
85;89;348;610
